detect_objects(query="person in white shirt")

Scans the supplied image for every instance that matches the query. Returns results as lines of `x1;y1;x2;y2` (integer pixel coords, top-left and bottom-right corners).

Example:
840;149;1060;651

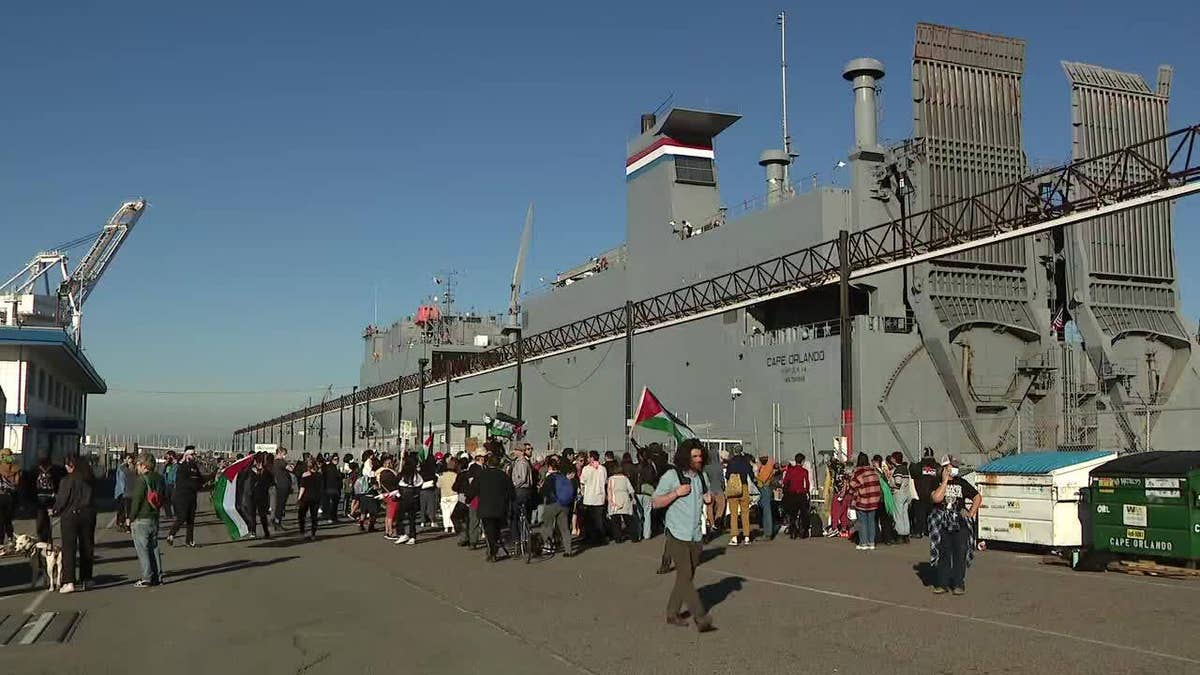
579;451;608;547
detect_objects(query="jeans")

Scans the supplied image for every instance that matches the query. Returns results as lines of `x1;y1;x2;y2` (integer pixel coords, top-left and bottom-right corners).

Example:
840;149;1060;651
728;493;751;540
420;489;439;526
298;500;319;537
539;503;572;554
169;495;197;544
131;519;163;583
664;533;706;620
858;508;877;547
272;487;290;523
0;493;14;542
936;526;970;589
637;494;653;540
440;496;458;530
759;493;774;540
60;508;96;585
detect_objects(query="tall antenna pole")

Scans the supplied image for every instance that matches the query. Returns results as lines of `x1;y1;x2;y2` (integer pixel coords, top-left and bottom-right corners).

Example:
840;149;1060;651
777;11;792;190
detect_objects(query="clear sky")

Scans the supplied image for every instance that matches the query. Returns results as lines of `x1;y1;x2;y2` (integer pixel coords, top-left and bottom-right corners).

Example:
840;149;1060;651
2;1;1198;446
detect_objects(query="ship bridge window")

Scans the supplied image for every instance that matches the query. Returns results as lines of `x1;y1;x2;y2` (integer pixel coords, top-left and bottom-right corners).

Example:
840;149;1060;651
675;156;715;186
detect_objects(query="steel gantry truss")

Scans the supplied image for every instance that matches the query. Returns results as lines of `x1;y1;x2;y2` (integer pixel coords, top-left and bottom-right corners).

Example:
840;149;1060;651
235;124;1200;439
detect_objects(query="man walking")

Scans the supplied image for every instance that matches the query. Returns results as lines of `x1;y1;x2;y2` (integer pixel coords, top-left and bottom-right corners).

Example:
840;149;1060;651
271;448;291;527
162;452;177;519
579;451;607;547
652;438;715;633
724;446;754;546
167;447;203;547
129;453;165;587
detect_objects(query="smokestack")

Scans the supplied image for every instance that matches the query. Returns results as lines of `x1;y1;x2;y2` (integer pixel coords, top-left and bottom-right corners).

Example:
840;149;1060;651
640;113;657;133
758;149;792;207
842;58;886;150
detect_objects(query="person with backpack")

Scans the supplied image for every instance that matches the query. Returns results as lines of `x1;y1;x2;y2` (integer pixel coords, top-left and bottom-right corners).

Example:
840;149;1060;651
129;453;166;587
652;438;715;633
52;454;96;594
537;456;575;556
724;446;754;547
32;456;60;543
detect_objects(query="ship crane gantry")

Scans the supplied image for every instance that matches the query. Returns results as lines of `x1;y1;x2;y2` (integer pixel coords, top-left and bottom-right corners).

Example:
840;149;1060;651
0;199;147;345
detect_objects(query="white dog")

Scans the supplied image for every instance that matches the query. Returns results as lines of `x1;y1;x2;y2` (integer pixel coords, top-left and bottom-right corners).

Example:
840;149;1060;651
12;534;63;591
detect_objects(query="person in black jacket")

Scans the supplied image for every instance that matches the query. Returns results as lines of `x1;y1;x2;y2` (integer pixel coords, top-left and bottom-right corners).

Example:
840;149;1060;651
455;450;486;548
468;454;514;562
167;447;203;547
52;454;96;593
271;448;292;527
321;457;342;524
247;456;273;539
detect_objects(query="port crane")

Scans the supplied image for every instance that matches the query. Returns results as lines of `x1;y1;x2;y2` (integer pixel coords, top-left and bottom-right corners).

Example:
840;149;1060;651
0;199;148;345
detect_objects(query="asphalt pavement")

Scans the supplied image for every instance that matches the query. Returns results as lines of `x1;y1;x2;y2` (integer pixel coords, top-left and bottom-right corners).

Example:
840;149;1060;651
2;503;1199;675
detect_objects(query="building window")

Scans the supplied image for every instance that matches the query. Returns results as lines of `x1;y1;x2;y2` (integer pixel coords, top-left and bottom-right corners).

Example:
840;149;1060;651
674;156;715;186
38;371;46;400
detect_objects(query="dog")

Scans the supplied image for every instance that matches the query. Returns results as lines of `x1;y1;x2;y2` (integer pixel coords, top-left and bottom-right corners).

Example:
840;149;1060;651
12;534;63;591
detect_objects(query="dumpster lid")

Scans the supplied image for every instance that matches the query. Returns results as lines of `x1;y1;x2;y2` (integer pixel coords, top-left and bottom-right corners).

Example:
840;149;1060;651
977;450;1116;476
1091;451;1200;477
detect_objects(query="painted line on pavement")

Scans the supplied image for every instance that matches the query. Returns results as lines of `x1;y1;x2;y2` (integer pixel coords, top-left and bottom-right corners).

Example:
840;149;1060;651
693;560;1200;666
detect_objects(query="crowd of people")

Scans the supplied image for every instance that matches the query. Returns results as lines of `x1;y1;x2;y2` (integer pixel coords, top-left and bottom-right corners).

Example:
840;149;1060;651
0;435;983;623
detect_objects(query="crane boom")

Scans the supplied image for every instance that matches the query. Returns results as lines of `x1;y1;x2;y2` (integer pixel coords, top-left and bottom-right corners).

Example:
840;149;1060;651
506;202;533;329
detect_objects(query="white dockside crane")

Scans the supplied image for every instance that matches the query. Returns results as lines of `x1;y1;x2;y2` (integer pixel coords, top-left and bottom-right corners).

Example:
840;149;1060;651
0;199;148;345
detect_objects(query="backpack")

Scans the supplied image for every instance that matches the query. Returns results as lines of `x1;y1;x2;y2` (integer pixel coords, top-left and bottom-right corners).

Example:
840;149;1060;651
145;477;165;510
354;474;371;495
725;472;744;499
36;469;55;499
553;473;575;507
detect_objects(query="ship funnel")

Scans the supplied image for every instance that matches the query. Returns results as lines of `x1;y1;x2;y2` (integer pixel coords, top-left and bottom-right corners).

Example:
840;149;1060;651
842;58;885;149
758;149;791;207
640;113;657;133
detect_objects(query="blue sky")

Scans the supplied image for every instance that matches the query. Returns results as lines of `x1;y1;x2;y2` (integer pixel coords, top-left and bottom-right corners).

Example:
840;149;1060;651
2;1;1198;445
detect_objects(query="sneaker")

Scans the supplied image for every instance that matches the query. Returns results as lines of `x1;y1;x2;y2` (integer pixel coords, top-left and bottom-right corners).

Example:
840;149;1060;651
867;544;876;550
243;533;257;540
855;545;867;550
186;542;198;548
134;580;153;588
395;535;410;544
406;537;416;546
728;537;739;547
59;583;76;594
741;536;751;546
167;534;175;546
932;586;948;595
384;534;399;541
952;587;966;596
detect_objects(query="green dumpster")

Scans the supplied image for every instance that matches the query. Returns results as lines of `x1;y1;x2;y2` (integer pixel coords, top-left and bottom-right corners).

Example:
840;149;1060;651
1088;451;1200;561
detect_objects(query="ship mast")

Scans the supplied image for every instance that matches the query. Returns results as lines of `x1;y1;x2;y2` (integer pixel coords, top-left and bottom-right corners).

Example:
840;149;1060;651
777;11;793;190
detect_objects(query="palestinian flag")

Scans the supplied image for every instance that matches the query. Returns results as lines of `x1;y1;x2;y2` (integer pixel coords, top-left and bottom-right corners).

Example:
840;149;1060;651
212;454;255;541
631;388;696;443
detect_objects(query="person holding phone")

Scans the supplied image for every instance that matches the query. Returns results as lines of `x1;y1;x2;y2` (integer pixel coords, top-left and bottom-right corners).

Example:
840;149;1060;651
928;455;981;595
652;438;716;633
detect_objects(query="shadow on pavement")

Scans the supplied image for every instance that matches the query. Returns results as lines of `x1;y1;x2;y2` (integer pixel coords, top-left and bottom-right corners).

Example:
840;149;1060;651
247;531;361;549
700;547;727;564
0;559;35;596
698;575;745;609
166;556;300;584
912;562;935;587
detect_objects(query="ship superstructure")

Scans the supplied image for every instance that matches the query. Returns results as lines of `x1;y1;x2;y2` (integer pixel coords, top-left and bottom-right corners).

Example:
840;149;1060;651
239;22;1200;466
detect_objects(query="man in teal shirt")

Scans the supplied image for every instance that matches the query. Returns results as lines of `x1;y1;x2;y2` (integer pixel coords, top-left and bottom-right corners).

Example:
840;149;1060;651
652;438;716;633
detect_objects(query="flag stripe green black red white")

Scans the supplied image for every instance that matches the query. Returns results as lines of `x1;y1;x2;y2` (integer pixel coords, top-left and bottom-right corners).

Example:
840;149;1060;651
631;387;696;443
212;454;255;541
